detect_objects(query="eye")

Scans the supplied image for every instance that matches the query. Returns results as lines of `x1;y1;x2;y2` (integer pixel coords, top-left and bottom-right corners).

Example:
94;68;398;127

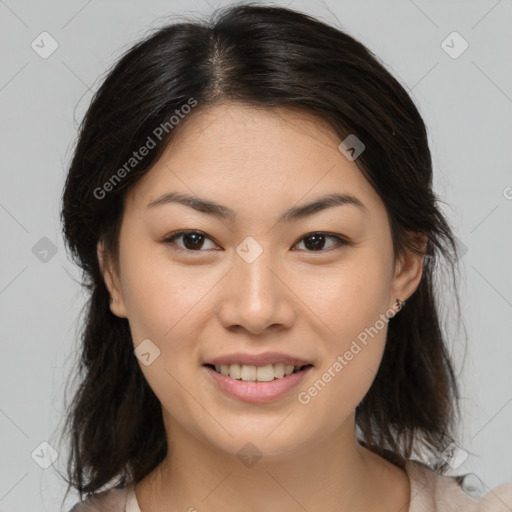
292;232;349;252
163;230;349;254
163;230;219;252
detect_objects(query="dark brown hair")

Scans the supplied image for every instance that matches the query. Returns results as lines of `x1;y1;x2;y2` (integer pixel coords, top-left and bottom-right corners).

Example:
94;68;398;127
57;2;466;506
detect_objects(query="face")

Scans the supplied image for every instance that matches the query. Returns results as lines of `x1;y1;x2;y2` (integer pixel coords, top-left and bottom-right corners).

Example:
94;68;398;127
99;102;423;461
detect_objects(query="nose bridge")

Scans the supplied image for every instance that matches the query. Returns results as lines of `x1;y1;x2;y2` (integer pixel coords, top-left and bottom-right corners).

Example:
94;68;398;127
217;238;294;333
235;243;278;310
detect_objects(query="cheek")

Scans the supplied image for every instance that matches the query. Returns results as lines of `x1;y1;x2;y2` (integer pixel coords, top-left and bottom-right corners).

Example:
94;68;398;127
120;246;215;342
293;250;392;409
294;250;393;339
119;253;211;427
298;336;386;438
119;249;220;405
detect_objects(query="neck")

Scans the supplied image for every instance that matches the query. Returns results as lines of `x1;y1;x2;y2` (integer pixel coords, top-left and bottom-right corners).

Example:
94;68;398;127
135;413;410;512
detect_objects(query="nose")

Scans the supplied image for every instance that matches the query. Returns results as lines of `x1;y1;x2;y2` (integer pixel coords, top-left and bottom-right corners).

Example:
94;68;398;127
216;250;296;335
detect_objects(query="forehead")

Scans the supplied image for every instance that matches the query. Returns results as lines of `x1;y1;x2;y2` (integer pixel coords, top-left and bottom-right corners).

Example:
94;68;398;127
167;102;343;164
124;102;384;222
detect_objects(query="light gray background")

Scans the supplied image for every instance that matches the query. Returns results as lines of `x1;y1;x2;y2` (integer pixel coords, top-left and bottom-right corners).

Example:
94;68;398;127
0;0;511;510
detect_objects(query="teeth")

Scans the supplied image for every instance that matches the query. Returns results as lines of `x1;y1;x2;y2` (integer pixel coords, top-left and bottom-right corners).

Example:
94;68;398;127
229;364;241;380
213;363;304;381
241;364;256;381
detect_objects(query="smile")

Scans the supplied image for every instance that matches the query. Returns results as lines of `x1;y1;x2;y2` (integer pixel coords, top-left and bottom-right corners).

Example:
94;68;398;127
205;363;313;381
203;364;314;403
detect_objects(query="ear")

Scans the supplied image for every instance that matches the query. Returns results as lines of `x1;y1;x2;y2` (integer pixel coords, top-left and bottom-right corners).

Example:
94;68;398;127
389;232;427;311
97;239;127;318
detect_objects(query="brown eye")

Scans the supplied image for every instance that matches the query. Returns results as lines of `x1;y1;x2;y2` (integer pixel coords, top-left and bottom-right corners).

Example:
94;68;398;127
293;232;348;252
163;230;218;252
163;230;349;254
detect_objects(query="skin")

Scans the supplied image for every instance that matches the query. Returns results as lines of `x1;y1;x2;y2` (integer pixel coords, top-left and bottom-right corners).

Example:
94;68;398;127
98;102;424;512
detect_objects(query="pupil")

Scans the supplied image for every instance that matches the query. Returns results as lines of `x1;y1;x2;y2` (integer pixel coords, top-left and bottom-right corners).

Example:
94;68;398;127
305;233;325;251
184;233;203;250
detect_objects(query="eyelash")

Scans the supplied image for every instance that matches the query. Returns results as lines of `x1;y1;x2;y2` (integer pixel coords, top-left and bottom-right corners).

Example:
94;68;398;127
162;230;350;254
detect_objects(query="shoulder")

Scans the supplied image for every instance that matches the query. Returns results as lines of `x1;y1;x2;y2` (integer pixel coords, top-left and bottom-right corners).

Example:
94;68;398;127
68;485;131;512
405;459;512;512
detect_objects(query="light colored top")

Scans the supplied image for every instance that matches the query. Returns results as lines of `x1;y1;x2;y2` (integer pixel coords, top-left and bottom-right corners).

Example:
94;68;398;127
69;459;512;511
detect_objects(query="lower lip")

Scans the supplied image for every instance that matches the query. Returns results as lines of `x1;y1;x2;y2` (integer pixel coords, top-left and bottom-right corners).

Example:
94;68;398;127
203;365;313;404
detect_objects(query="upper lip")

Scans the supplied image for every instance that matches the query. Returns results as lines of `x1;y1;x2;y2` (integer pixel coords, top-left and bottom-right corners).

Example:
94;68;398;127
204;352;314;367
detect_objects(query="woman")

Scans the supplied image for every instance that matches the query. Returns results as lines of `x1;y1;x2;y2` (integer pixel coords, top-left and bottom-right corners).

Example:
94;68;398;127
59;3;512;511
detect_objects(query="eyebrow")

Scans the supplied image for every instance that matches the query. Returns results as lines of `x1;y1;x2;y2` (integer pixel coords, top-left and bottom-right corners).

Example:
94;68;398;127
146;191;367;222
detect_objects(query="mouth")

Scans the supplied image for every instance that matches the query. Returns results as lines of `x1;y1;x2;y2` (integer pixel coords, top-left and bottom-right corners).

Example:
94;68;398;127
203;363;314;382
202;362;314;403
